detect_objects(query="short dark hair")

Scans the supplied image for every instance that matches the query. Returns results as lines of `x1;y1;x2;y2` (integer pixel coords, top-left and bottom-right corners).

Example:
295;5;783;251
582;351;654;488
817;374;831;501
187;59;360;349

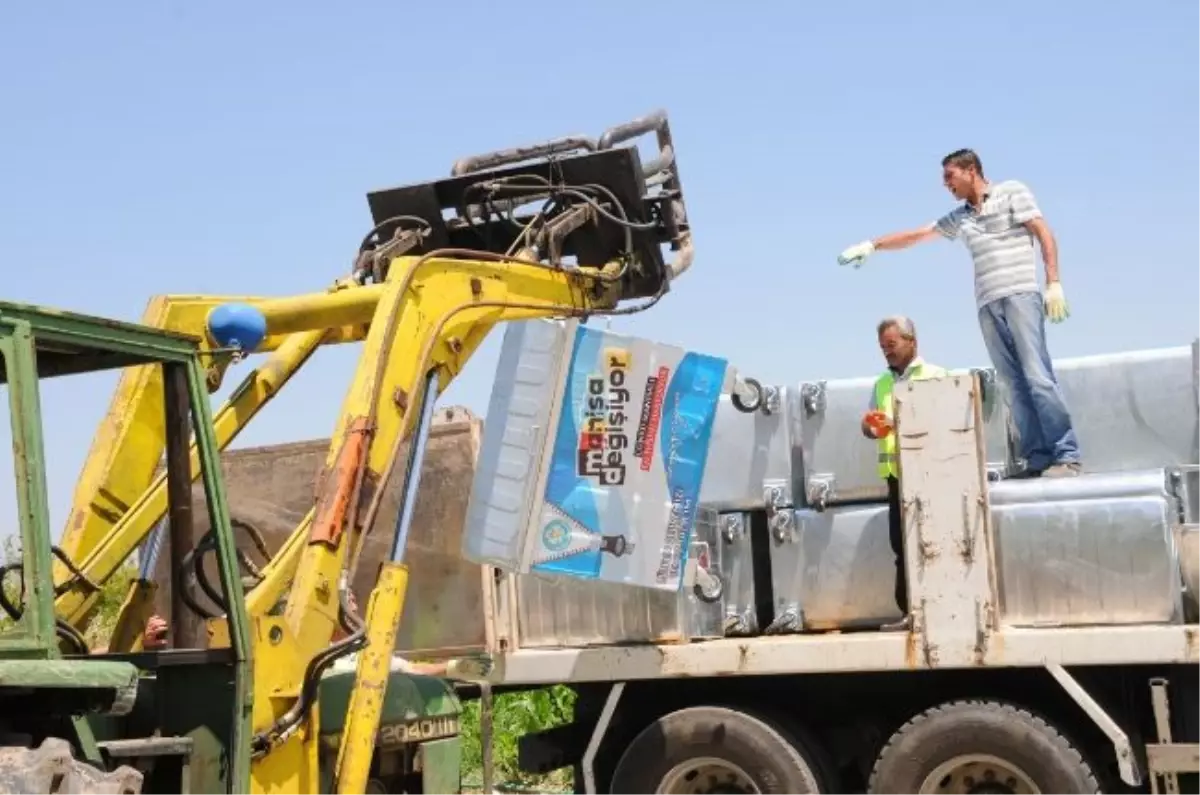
942;148;984;177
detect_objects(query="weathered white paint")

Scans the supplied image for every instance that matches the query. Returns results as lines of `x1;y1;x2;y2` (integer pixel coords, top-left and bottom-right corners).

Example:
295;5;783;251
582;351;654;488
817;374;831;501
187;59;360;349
491;624;1198;685
896;373;996;668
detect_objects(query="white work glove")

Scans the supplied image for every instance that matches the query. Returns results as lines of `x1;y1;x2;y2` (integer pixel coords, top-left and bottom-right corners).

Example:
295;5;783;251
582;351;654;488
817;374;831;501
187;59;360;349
838;240;876;268
444;655;493;681
1044;282;1070;323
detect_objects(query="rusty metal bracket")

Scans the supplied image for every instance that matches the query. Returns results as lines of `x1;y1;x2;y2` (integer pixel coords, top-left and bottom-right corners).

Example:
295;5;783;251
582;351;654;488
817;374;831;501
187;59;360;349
356;227;427;284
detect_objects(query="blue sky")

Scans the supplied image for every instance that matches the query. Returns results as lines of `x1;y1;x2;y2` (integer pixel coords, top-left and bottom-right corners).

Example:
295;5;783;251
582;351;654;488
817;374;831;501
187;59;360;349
0;1;1197;535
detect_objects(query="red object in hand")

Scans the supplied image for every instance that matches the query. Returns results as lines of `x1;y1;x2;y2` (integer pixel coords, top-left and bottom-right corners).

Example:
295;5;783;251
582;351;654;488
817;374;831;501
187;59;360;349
864;410;893;439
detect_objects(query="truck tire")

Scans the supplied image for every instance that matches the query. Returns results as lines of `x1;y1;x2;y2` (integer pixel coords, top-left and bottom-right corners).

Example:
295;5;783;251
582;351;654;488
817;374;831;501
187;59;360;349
868;699;1100;794
609;705;828;793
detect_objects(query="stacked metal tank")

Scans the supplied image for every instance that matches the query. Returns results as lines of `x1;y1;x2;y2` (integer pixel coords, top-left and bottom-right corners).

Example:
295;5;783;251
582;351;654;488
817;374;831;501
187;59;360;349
476;335;1199;650
702;340;1200;638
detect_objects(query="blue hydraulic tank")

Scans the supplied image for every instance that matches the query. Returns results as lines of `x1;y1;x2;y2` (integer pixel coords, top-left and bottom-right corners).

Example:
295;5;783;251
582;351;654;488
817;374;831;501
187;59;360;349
207;303;268;353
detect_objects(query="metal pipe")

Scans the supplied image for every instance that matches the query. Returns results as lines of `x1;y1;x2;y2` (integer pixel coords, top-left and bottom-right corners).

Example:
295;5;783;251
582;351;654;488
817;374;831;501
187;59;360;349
388;370;440;564
138;520;165;580
667;231;694;281
252;284;386;335
163;362;195;649
451;135;597;177
480;682;495;794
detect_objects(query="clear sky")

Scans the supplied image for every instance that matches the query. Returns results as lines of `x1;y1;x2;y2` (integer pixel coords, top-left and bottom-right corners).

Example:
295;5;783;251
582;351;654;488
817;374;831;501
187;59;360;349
0;1;1197;537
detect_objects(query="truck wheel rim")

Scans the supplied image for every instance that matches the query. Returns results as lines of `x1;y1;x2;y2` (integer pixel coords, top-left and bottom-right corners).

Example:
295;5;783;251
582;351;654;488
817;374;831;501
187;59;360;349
656;757;760;794
919;753;1039;794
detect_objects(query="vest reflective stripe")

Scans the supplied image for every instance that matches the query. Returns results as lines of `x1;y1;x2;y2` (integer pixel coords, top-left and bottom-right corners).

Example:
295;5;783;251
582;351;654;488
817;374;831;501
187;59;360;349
874;361;947;480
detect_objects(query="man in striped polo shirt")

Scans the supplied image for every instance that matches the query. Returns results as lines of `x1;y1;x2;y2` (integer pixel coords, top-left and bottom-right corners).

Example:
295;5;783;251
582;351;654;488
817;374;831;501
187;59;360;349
837;149;1081;478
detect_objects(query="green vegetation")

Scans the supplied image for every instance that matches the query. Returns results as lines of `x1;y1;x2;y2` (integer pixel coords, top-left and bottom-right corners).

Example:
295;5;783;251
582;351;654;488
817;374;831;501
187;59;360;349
85;562;137;650
0;536;136;648
460;685;576;793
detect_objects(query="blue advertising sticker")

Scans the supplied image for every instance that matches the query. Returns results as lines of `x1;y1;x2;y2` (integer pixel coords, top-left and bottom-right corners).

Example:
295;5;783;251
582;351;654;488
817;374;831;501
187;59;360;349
530;324;727;591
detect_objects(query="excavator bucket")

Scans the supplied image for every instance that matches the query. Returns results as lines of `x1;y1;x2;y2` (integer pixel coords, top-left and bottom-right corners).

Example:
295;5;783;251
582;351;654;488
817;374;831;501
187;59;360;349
360;110;692;300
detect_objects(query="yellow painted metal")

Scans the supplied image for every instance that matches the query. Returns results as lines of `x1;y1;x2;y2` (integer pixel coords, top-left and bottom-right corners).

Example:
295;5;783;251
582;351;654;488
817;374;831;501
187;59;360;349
249;616;323;794
333;562;409;794
246;252;622;793
107;579;158;652
251;284;386;335
54;278;370;612
206;616;232;649
47;241;633;793
54;325;329;627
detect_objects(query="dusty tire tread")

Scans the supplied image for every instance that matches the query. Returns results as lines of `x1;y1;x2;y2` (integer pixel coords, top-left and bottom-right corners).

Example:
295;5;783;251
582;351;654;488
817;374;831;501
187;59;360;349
610;704;828;794
867;698;1100;794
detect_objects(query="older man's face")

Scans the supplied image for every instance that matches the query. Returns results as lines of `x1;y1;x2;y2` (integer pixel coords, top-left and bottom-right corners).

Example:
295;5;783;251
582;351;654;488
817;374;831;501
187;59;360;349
879;327;915;371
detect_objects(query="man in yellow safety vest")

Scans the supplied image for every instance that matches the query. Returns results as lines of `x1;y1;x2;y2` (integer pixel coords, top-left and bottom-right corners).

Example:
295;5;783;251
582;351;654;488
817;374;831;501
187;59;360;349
861;316;947;632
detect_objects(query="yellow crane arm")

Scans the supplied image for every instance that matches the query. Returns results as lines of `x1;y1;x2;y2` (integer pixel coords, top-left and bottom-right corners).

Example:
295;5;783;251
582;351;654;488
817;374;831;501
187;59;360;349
239;250;638;794
45;108;692;794
54;282;366;631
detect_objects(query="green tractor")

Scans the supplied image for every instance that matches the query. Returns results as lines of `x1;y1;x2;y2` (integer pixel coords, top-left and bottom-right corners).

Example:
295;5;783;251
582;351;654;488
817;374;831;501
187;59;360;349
0;300;465;793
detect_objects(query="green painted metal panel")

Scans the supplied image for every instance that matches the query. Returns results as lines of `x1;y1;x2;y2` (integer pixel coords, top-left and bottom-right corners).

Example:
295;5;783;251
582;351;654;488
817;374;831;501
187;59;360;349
317;670;462;745
0;300;206;386
420;736;464;794
0;300;200;351
184;356;252;795
0;320;57;653
0;299;253;793
0;658;139;691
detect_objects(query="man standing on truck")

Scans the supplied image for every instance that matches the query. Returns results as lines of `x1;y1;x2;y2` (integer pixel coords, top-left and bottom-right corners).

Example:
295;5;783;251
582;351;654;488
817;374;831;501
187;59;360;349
862;316;946;632
838;149;1082;479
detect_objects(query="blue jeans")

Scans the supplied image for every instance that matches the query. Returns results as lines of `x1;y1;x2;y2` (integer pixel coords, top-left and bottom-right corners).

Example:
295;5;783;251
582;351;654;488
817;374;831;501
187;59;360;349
978;291;1081;472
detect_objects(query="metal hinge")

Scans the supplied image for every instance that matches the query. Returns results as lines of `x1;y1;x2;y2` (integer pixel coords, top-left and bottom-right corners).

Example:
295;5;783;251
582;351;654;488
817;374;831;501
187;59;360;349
765;602;803;635
763;480;794;544
800;380;826;415
762;385;782;415
806;474;834;512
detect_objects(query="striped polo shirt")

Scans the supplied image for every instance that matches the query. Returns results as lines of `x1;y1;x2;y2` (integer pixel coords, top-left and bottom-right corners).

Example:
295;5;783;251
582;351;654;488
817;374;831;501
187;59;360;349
935;179;1043;309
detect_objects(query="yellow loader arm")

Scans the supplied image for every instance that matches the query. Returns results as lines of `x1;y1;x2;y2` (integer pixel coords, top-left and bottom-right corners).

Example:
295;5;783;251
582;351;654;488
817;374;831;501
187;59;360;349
53;283;366;632
45;110;692;794
249;111;694;795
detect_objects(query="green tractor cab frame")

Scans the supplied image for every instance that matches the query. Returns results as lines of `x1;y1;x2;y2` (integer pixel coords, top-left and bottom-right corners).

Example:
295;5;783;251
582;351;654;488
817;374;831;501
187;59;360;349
0;300;253;794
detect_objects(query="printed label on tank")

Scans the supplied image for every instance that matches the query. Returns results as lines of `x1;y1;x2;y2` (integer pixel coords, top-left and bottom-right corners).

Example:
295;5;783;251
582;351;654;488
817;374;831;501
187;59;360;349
532;324;727;592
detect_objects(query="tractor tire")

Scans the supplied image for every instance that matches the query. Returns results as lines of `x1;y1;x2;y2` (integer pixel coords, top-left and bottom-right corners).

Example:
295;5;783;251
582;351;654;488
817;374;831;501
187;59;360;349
0;738;142;794
868;699;1100;794
609;705;830;793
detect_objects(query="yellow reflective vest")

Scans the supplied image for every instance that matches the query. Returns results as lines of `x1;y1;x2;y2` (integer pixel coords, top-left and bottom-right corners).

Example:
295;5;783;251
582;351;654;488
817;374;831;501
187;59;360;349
872;358;947;480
